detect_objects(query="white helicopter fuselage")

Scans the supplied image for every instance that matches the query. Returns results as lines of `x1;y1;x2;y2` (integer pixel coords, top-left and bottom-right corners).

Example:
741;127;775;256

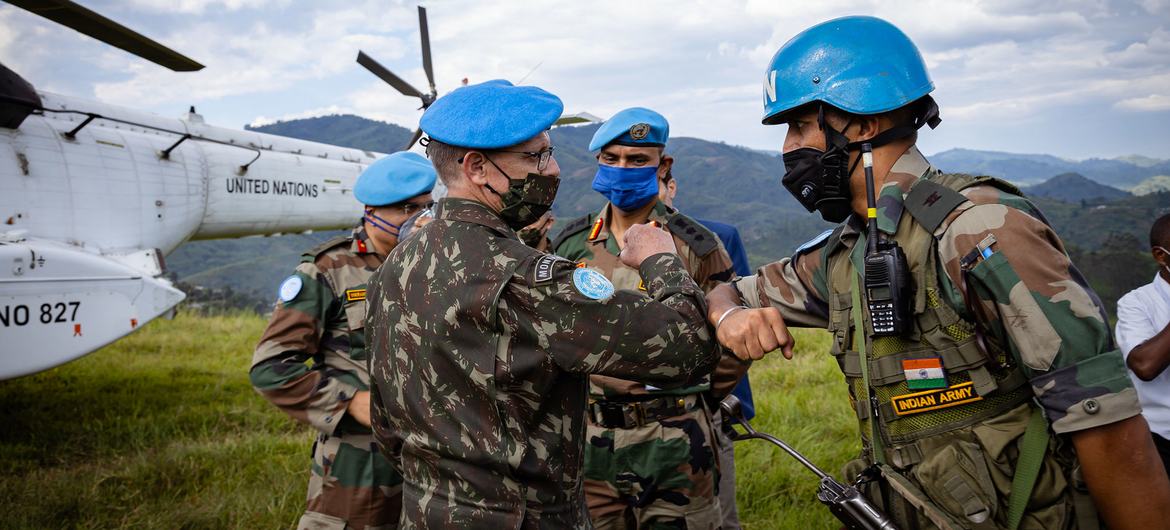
0;91;384;379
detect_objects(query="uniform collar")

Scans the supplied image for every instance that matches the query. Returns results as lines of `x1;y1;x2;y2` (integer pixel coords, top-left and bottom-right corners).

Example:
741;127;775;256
589;200;674;243
837;146;937;243
434;197;517;238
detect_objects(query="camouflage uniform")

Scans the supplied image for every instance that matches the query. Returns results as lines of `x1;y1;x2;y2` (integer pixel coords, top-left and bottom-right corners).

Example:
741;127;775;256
365;197;719;529
251;225;401;530
732;147;1141;529
552;200;738;529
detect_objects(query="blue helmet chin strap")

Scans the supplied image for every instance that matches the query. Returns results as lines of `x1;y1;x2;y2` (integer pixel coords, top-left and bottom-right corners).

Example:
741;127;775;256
364;208;401;237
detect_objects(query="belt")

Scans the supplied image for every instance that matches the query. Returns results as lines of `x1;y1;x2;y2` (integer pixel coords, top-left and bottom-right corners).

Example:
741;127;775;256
588;395;697;429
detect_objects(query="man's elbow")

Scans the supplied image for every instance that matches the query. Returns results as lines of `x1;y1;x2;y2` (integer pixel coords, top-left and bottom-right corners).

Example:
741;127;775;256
1127;353;1163;381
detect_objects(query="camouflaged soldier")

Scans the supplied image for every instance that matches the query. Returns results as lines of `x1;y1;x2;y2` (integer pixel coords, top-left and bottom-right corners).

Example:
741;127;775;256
551;107;740;530
365;80;723;529
706;16;1170;530
251;152;436;530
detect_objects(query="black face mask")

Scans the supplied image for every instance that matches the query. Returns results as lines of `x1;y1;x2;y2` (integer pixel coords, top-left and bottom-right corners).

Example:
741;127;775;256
780;114;858;223
782;146;854;223
484;156;559;230
780;101;941;224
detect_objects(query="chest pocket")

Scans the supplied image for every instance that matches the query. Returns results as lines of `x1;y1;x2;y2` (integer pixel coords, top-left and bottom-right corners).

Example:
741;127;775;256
343;296;369;361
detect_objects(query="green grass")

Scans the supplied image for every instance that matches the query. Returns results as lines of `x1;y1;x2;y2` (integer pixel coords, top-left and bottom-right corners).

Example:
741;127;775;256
0;314;857;529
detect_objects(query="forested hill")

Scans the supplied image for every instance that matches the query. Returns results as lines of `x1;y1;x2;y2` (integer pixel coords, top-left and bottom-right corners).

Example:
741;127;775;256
168;114;1169;317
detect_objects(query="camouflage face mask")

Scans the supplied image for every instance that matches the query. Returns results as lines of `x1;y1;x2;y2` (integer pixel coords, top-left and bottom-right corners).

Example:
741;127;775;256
484;155;560;231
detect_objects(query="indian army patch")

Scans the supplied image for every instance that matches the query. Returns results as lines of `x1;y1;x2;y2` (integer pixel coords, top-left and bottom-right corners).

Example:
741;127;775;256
345;288;366;302
573;267;615;300
629;123;650;140
890;382;982;416
903;358;946;389
278;275;303;302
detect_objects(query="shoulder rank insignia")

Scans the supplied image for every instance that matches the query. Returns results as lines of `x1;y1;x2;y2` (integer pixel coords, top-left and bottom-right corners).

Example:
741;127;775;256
345;288;366;302
666;215;718;257
573;268;615;300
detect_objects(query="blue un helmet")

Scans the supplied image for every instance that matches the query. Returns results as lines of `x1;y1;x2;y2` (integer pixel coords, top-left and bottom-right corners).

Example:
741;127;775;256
762;16;938;126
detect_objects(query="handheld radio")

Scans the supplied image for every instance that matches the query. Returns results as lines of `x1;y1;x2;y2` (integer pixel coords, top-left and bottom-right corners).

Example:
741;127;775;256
861;144;912;337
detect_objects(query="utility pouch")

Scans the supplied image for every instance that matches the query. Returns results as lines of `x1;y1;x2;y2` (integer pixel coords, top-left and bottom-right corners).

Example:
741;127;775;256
912;440;998;529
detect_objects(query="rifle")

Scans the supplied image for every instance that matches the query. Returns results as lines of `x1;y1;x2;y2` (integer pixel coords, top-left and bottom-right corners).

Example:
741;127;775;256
720;395;897;530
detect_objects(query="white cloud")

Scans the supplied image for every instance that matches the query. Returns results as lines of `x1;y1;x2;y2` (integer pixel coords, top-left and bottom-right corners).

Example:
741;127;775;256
122;0;289;14
5;0;1170;158
1116;94;1170;111
248;105;353;127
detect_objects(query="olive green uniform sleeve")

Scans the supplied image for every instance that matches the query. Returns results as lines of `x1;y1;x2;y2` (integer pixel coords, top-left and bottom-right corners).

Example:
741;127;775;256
937;200;1141;434
250;261;362;435
508;253;718;387
732;245;831;328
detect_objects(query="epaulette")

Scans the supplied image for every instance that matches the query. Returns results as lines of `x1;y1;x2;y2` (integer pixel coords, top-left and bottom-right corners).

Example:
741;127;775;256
666;213;719;257
300;235;351;263
550;214;593;252
904;173;1023;234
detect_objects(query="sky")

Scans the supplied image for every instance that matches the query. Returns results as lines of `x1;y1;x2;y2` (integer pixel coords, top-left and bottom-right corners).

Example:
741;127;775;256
2;0;1168;160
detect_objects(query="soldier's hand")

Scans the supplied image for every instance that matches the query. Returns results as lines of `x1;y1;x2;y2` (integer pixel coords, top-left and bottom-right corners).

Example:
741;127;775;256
619;223;676;268
346;390;372;427
717;307;794;361
518;212;555;250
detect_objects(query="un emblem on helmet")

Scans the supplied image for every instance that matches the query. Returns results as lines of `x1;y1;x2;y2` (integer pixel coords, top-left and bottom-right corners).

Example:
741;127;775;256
629;123;650;140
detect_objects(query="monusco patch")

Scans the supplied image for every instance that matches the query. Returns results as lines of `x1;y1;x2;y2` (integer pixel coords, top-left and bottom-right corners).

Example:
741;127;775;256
278;275;303;302
573;268;615;300
534;254;560;285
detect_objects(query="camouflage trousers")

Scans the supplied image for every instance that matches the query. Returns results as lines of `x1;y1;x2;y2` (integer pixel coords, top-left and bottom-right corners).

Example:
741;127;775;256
583;395;723;530
298;431;403;530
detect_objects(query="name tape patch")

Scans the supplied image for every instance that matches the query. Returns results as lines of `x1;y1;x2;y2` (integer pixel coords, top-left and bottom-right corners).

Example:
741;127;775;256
890;381;982;416
345;288;366;302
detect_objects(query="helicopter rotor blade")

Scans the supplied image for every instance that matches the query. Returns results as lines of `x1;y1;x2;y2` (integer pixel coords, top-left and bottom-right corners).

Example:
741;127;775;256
4;0;204;71
405;128;424;151
356;50;426;100
417;6;436;96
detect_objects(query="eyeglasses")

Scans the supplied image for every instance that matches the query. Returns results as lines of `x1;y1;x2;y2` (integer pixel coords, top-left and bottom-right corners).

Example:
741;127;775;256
494;146;556;172
400;200;435;216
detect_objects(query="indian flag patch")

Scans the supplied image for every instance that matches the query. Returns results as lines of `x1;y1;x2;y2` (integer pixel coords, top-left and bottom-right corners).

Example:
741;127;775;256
903;358;946;390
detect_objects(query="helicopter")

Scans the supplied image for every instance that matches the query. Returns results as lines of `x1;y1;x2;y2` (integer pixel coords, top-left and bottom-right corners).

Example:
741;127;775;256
0;0;594;379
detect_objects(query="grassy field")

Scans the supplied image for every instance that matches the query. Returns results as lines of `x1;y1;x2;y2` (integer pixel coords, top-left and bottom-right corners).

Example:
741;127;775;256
0;312;858;529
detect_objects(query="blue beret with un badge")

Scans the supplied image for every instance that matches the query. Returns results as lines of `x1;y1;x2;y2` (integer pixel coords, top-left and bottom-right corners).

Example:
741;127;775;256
354;151;437;207
420;79;564;149
588;107;670;152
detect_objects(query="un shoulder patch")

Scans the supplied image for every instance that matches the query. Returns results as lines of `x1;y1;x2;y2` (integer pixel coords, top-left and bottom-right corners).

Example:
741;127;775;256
278;275;303;302
573;268;615;300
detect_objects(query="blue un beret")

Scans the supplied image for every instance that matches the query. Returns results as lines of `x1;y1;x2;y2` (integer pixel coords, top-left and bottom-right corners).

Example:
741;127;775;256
354;151;437;207
588;107;670;152
420;79;564;149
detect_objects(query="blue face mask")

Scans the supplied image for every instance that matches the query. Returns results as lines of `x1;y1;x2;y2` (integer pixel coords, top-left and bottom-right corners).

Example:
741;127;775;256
364;209;401;237
591;164;660;212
